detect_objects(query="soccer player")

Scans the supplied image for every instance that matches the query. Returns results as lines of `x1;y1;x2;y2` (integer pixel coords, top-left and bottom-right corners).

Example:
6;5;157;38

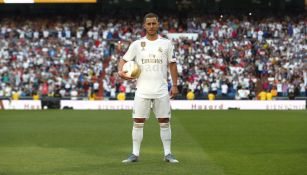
118;12;179;163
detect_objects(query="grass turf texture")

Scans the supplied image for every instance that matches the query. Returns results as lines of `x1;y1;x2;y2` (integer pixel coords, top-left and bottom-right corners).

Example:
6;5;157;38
0;110;306;175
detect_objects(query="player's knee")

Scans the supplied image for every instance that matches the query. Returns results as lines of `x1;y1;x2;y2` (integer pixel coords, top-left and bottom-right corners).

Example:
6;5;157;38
158;118;169;123
159;122;170;128
134;118;146;123
134;122;144;128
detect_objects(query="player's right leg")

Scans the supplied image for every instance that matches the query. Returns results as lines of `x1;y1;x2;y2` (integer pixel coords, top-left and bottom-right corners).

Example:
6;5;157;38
122;96;150;163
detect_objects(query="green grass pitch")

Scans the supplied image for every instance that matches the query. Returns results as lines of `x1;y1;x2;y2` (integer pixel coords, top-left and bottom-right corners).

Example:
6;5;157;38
0;110;306;175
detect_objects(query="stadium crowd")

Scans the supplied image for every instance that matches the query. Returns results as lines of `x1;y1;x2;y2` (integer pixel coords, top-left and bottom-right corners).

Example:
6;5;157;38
0;14;306;100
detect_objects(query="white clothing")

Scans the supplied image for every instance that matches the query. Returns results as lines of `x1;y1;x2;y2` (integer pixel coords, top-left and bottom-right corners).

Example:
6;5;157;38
123;36;175;99
133;95;171;118
221;84;228;94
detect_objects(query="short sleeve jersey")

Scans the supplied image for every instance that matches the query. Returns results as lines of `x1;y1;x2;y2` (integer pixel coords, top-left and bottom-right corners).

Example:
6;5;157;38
123;36;176;99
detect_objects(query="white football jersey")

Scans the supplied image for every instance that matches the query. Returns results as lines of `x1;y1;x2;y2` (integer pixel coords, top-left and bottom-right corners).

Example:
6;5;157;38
123;36;176;99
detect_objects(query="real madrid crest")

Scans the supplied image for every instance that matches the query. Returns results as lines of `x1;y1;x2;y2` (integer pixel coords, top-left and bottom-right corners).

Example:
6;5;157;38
141;41;146;51
158;47;163;53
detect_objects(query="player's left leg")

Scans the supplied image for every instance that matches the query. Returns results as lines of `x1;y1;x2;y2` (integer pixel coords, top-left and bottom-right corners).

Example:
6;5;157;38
157;118;172;158
153;96;179;163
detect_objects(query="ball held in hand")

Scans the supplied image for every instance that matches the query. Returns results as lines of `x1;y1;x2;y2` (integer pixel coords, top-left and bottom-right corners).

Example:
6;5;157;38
122;61;141;78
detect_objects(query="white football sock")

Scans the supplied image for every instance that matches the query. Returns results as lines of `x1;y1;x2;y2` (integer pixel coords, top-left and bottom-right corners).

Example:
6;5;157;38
132;123;144;156
160;123;171;156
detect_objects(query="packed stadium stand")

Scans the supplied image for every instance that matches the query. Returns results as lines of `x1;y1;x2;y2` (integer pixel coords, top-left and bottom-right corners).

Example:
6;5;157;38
0;1;306;100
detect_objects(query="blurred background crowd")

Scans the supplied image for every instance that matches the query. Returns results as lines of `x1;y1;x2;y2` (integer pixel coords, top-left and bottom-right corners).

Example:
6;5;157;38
0;11;306;100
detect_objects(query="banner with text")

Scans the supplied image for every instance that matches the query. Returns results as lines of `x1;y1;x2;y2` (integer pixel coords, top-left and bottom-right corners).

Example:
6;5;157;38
61;100;305;110
1;100;41;110
0;100;305;110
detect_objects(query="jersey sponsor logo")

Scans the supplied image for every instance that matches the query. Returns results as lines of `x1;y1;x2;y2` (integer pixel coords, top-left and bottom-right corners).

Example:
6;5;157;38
141;58;163;64
141;54;163;64
149;54;156;59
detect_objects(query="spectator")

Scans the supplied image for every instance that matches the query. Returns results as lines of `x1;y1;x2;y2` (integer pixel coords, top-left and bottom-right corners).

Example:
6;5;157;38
0;14;305;100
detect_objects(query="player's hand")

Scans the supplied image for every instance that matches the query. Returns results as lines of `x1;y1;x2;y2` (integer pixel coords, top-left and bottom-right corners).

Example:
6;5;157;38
170;85;179;99
118;70;135;80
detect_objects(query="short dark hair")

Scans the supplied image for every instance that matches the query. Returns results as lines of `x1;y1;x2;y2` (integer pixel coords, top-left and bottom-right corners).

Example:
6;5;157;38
143;12;159;23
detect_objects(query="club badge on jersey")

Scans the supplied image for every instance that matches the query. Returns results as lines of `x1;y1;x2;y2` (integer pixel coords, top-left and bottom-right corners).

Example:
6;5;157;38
158;47;163;53
141;41;146;51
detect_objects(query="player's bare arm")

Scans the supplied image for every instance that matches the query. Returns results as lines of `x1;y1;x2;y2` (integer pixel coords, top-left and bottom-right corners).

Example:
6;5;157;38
169;62;178;99
118;59;135;80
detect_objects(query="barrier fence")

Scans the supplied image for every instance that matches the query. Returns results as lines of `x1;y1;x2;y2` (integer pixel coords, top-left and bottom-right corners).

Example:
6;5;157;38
0;100;306;110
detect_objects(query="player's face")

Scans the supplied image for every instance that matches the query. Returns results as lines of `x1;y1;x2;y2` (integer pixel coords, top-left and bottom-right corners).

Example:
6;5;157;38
143;17;159;36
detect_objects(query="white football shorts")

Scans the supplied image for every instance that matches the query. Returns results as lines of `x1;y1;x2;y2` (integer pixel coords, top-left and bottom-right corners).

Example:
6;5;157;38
133;95;171;119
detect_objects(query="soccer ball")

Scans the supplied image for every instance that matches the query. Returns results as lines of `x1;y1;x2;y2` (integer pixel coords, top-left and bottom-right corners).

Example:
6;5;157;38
122;61;141;78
